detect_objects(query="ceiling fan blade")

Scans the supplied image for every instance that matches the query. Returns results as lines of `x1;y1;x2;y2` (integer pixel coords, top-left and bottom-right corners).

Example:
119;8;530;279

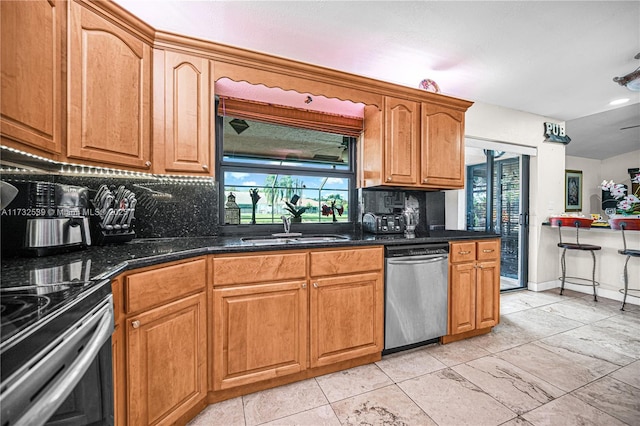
620;124;640;130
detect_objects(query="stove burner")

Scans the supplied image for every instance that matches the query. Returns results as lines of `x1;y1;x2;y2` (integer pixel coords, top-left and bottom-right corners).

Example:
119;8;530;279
1;294;51;324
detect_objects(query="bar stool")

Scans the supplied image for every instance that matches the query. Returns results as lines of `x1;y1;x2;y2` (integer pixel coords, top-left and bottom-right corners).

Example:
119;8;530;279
549;217;601;301
609;218;640;310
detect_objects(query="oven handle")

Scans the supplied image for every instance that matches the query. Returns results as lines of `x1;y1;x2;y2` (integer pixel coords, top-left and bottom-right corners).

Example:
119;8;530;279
387;255;448;265
14;300;113;426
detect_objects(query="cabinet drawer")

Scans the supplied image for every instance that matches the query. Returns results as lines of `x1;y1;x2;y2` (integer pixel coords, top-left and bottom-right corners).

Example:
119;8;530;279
213;252;307;286
309;247;383;277
476;240;500;261
449;242;476;263
125;257;206;313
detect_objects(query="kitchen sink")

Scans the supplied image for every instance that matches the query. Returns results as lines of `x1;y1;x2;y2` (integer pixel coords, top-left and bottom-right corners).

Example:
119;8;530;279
241;235;348;245
240;237;293;245
290;235;349;243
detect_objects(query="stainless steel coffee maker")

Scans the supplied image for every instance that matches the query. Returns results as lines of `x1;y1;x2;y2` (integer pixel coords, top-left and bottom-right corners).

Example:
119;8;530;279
1;181;91;256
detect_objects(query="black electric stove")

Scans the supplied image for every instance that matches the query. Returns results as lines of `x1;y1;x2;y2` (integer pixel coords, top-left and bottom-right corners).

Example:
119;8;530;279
0;255;112;384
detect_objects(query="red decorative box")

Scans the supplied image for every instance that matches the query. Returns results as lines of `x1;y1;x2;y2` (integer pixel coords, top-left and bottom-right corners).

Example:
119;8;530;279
609;217;640;231
549;217;594;228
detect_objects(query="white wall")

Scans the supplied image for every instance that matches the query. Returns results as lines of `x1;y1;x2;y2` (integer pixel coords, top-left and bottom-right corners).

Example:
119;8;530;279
451;101;567;289
449;102;638;293
565;156;605;217
566;149;640;217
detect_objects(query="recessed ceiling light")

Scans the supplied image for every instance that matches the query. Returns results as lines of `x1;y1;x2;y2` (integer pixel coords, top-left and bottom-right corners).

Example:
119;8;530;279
609;98;630;106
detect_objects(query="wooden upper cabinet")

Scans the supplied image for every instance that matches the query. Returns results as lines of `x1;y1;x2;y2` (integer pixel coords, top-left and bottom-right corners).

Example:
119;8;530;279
154;50;214;175
384;97;420;186
361;95;469;190
421;103;465;188
67;1;151;170
1;0;64;155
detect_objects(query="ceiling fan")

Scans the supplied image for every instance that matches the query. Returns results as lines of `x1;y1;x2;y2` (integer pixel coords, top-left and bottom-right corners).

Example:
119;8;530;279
613;52;640;91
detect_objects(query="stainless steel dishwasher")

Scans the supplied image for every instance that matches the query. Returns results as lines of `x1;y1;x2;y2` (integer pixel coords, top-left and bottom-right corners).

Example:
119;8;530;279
384;243;449;354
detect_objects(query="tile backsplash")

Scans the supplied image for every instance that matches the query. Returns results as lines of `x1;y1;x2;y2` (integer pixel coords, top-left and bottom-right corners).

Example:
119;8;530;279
1;171;218;239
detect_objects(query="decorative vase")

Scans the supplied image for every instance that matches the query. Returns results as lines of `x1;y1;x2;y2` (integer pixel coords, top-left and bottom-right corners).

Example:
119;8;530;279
291;216;302;223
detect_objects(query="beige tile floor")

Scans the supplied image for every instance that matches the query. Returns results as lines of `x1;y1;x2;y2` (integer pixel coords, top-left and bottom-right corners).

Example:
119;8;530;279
189;290;640;426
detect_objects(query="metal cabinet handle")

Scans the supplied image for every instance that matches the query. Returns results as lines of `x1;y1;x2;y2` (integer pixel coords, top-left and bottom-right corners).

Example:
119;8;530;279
423;178;428;183
313;282;319;288
458;251;471;255
144;161;152;168
386;176;392;182
483;249;494;253
302;283;307;289
202;164;208;170
131;320;140;329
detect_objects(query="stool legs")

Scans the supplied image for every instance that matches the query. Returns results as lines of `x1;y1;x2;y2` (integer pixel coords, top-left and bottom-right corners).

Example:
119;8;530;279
559;248;598;301
590;250;598;302
560;248;567;295
621;255;631;311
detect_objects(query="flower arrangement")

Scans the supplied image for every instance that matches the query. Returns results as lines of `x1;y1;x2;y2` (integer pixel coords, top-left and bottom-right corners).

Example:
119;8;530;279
600;175;640;215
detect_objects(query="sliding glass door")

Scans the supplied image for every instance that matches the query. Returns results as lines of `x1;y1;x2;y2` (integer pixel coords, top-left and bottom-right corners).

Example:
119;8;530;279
466;149;529;291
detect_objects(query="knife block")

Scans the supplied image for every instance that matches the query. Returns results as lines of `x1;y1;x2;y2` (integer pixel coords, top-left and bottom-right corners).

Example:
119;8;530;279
89;200;136;245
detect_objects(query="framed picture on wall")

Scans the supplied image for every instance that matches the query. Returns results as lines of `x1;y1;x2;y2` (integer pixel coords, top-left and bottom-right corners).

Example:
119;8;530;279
565;170;582;212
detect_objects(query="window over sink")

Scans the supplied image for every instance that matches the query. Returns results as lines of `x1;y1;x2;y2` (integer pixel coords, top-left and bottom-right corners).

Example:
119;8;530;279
216;97;359;227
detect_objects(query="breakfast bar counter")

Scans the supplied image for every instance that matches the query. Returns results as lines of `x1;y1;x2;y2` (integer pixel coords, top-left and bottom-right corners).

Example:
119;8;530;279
542;219;640;302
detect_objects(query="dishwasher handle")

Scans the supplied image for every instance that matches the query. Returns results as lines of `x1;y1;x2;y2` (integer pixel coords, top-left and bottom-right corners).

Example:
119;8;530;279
386;255;448;265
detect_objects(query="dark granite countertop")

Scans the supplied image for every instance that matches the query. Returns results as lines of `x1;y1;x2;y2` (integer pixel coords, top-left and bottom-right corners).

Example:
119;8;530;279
1;230;498;288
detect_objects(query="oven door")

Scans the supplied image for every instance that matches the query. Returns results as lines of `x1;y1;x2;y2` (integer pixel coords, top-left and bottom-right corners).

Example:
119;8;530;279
0;295;114;426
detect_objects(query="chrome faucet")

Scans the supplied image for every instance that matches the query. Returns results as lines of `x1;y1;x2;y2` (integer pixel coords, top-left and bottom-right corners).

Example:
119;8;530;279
281;215;291;234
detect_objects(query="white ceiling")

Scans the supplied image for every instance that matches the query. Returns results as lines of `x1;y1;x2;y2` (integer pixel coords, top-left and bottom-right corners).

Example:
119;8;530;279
115;0;640;160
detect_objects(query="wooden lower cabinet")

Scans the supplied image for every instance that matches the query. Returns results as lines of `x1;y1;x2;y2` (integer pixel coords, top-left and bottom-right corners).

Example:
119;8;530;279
444;239;500;343
449;262;477;334
112;323;125;426
127;292;207;425
114;247;384;423
212;281;307;390
310;272;383;367
211;246;384;391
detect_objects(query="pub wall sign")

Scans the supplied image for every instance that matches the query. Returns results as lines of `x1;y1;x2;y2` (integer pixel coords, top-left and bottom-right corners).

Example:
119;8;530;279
544;122;571;144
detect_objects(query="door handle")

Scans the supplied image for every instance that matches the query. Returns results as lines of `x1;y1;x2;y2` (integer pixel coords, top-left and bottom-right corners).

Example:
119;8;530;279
387;255;448;265
6;299;113;426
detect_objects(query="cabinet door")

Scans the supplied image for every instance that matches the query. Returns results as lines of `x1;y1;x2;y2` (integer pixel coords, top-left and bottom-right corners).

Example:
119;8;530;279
449;263;476;335
310;272;383;368
384;97;420;186
127;293;207;426
1;0;63;154
112;323;125;426
213;281;307;390
476;260;500;329
68;2;151;169
421;103;464;188
158;50;213;175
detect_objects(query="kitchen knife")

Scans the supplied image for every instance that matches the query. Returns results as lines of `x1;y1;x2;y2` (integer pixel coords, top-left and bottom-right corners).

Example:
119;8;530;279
101;194;114;215
102;208;115;230
95;184;108;201
112;209;125;230
122;209;135;230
